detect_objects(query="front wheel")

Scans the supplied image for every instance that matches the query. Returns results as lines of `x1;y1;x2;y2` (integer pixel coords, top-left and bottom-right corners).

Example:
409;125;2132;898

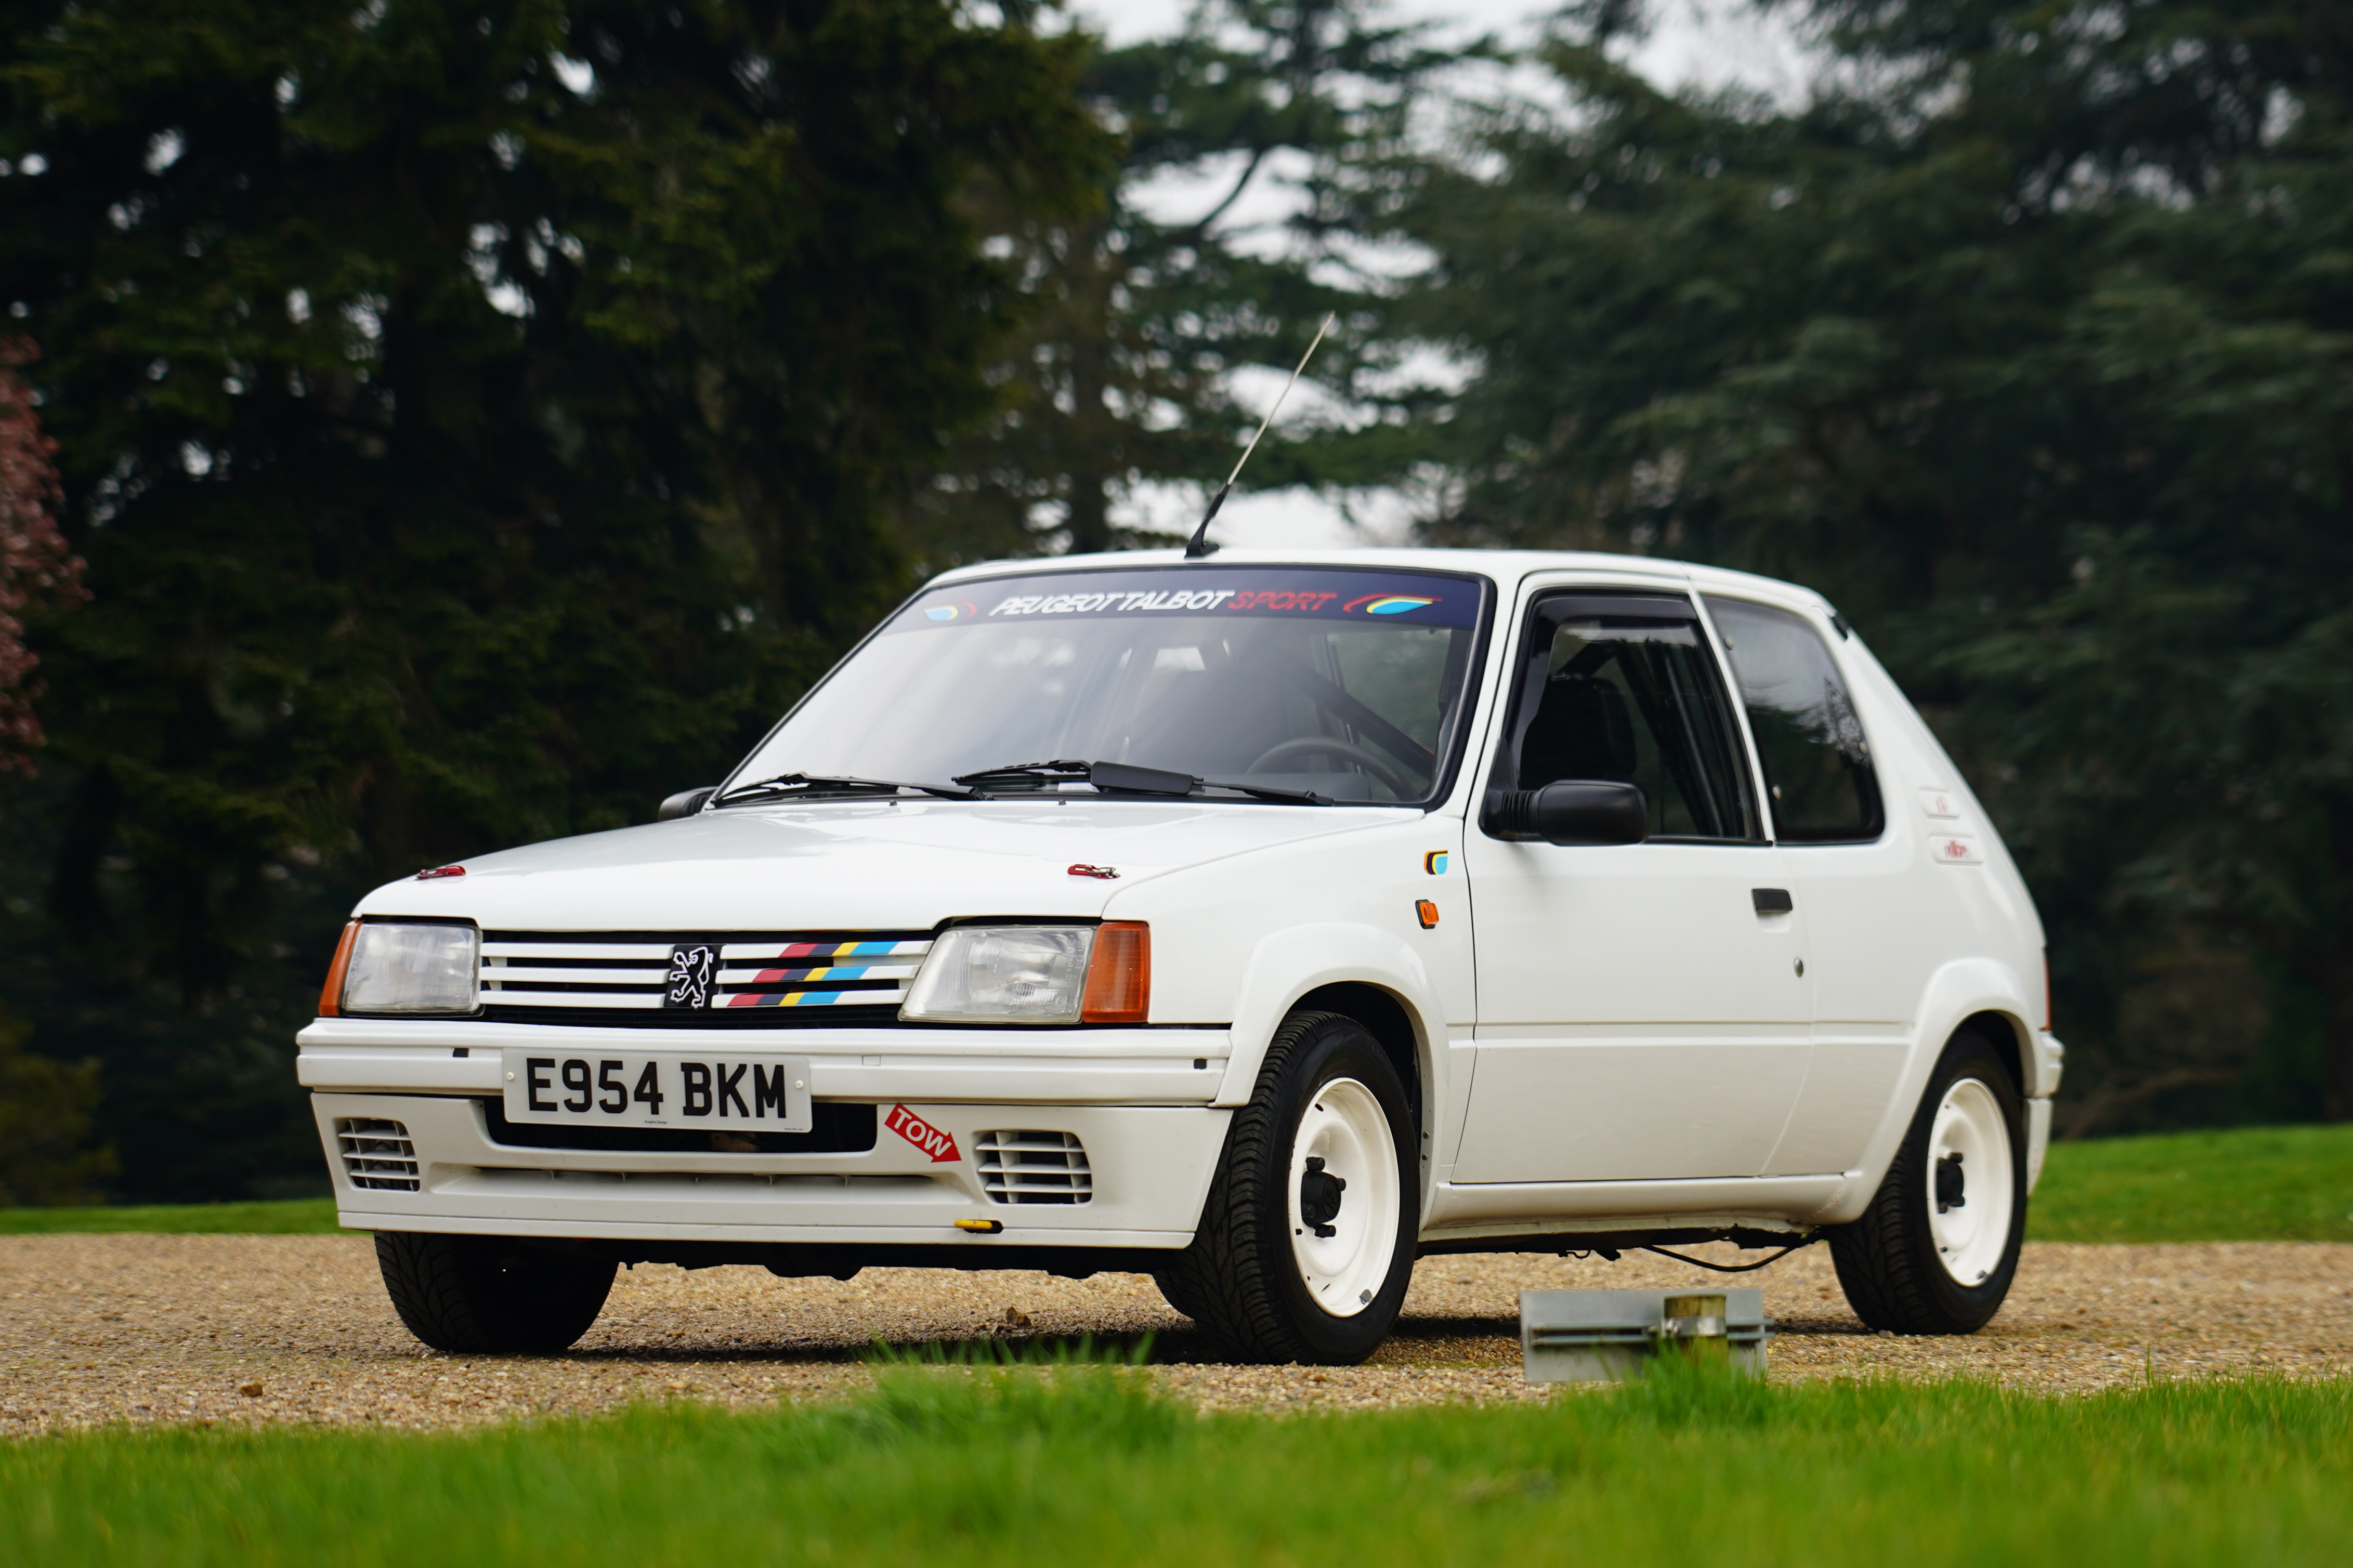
1158;1010;1418;1364
1828;1030;2027;1334
374;1232;616;1354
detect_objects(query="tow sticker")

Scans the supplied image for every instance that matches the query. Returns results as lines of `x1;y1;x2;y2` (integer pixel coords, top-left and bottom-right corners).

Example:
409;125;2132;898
885;1104;961;1163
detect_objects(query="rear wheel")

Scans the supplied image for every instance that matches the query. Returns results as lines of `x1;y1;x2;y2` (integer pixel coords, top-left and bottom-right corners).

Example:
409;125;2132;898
1158;1010;1418;1364
374;1232;616;1354
1828;1031;2026;1334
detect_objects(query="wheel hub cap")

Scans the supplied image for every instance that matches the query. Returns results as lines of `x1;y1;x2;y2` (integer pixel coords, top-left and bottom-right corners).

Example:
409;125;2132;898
1298;1157;1346;1237
1934;1152;1966;1213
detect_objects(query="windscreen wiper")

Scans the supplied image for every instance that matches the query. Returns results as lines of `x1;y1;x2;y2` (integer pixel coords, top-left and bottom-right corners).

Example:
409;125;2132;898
954;758;1096;787
1199;779;1334;806
714;772;985;806
953;759;1330;806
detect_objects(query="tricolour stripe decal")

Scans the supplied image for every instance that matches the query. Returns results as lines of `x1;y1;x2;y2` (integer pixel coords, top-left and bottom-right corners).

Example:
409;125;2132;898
743;963;868;985
750;939;927;963
728;987;901;1009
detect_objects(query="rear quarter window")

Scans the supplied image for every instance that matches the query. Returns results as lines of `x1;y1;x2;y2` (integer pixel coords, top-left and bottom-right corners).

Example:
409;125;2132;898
1705;597;1885;844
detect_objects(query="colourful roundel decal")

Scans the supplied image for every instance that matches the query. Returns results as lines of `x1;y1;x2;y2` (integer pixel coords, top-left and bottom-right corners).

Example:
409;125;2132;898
923;600;981;622
1343;594;1437;616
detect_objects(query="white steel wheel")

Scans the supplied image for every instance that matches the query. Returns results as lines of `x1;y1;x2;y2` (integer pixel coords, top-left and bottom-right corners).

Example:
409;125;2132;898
1287;1077;1401;1319
1925;1077;2016;1287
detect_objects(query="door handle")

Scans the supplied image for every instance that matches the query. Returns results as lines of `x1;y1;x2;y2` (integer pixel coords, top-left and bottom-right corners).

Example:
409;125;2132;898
1751;888;1794;915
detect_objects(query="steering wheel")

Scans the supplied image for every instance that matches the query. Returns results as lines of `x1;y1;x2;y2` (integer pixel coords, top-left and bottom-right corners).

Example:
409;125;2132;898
1246;737;1419;800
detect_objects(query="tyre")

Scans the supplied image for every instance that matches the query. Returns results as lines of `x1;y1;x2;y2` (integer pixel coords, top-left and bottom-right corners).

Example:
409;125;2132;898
1828;1030;2027;1334
1149;1267;1211;1323
1158;1010;1418;1364
374;1232;617;1354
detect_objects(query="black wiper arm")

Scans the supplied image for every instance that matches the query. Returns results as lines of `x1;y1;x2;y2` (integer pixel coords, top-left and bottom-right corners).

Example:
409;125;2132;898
714;772;984;805
951;758;1328;806
1199;780;1332;806
957;758;1201;795
952;759;1093;786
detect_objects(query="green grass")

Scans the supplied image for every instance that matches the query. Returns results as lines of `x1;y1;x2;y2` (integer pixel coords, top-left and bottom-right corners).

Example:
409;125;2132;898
4;1121;2348;1244
2028;1122;2353;1243
0;1198;340;1235
3;1365;2348;1566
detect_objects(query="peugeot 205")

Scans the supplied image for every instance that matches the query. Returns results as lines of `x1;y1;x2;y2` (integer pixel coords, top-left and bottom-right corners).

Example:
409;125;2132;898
300;548;2062;1363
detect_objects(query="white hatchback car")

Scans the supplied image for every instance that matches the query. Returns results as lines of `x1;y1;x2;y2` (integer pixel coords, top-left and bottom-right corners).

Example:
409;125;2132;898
301;548;2062;1363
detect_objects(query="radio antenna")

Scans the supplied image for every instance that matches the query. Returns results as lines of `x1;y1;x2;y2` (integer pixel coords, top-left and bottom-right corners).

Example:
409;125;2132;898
1183;311;1337;560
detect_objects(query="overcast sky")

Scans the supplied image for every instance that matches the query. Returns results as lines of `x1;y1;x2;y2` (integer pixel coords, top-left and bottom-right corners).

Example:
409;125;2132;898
1070;0;1809;101
1057;0;1812;550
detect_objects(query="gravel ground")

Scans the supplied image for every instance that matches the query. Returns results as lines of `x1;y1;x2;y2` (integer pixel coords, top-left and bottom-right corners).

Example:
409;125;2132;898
2;1235;2347;1434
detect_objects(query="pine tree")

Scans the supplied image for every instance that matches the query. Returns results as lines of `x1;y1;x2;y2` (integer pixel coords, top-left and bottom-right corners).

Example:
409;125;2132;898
896;0;1458;566
0;0;1107;1197
1391;0;2353;1127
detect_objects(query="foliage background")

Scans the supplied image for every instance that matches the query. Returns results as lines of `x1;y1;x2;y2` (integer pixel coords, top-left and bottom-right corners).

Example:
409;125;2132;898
0;0;1110;1198
1;0;2345;1200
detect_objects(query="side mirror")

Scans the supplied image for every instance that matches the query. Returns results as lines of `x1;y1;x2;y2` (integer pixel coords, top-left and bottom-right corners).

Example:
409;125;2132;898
658;786;717;821
1483;780;1649;846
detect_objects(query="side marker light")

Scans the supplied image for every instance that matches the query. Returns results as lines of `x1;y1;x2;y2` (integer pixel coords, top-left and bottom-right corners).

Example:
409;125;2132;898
955;1218;1003;1234
1416;900;1440;929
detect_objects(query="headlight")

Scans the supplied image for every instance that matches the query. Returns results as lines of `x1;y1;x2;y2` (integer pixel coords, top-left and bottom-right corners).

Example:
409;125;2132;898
322;920;480;1016
900;923;1150;1025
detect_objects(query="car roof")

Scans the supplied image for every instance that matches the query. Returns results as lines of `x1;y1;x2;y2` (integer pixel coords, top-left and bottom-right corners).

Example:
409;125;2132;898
923;546;1838;621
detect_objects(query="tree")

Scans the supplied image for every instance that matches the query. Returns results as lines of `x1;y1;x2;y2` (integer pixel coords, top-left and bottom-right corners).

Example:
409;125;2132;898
0;335;82;770
895;0;1456;568
0;1009;114;1206
1389;0;2353;1126
0;337;105;1208
0;0;1107;1198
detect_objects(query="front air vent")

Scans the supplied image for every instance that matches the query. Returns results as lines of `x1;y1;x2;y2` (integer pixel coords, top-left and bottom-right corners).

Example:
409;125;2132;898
975;1130;1093;1205
336;1117;420;1191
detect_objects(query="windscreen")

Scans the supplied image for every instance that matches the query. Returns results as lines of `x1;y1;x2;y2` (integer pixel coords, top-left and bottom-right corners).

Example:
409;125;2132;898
729;568;1489;805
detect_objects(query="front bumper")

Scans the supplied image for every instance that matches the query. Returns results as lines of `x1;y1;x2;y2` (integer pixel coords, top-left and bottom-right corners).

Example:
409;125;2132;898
311;1092;1231;1249
301;1019;1234;1249
296;1017;1232;1104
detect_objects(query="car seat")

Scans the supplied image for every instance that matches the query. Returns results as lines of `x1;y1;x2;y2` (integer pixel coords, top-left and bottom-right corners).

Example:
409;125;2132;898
1518;671;1639;789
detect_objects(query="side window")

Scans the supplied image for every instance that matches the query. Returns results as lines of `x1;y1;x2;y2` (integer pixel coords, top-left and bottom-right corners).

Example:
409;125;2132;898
1704;597;1885;844
1503;594;1756;841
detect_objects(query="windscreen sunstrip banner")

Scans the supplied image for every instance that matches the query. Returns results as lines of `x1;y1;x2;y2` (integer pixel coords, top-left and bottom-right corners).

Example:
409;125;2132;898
893;568;1484;634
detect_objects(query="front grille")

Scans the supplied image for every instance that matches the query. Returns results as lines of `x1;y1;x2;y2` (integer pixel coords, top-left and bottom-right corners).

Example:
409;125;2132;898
975;1130;1093;1205
336;1117;420;1191
480;1099;878;1155
479;929;930;1026
476;1003;904;1030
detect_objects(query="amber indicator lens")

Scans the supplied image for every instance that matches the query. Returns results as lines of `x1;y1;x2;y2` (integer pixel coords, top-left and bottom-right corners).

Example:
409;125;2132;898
317;920;361;1017
1079;922;1151;1023
1416;900;1440;929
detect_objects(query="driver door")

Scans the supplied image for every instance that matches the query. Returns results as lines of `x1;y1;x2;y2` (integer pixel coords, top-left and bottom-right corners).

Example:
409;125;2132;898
1455;589;1813;1183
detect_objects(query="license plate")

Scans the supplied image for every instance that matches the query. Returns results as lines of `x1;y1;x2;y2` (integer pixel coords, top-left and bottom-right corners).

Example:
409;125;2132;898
501;1050;814;1133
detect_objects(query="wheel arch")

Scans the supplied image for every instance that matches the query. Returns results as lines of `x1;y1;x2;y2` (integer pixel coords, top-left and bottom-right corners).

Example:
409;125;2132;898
1957;1008;2032;1098
1805;957;2041;1227
1212;923;1448;1196
1293;981;1422;1124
